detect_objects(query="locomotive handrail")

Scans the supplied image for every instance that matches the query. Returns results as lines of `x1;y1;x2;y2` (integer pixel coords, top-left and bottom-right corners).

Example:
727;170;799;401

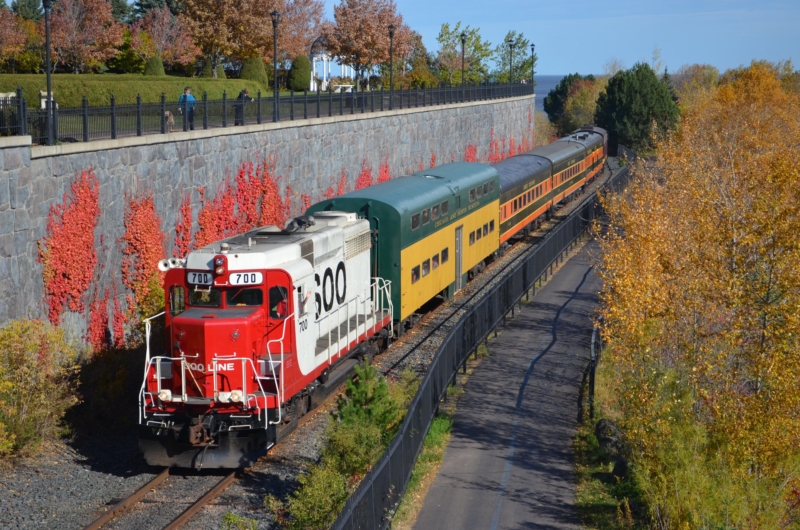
138;312;166;424
211;355;271;430
265;311;295;425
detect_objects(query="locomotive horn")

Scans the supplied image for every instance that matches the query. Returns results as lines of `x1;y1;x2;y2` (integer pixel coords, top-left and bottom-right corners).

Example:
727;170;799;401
168;258;181;268
158;259;171;272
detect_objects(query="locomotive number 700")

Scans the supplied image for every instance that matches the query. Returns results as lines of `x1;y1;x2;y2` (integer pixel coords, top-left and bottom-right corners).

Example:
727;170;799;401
230;272;264;285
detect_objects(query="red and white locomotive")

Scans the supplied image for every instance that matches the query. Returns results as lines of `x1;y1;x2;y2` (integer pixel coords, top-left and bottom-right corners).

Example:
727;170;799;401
139;211;392;468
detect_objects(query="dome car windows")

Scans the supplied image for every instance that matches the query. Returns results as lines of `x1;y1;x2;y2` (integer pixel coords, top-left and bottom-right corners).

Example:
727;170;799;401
269;286;289;319
190;288;221;307
227;288;264;307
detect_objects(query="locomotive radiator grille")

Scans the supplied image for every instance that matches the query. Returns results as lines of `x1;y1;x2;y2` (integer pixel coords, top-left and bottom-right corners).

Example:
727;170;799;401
345;231;371;260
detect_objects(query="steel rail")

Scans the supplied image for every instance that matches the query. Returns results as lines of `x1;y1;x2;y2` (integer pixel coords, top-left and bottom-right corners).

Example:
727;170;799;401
163;471;237;529
83;467;171;530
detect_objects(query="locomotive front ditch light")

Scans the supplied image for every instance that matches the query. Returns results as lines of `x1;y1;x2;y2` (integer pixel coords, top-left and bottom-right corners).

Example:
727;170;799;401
230;390;242;403
158;389;172;402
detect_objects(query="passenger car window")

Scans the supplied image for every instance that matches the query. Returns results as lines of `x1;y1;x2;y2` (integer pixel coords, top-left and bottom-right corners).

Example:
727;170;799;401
476;186;482;198
411;214;420;230
469;232;475;245
432;254;439;269
469;189;476;202
432;205;439;220
170;286;185;316
483;183;488;196
269;286;288;319
476;229;482;241
411;266;420;284
441;201;449;215
422;259;430;277
422;209;430;225
489;181;495;193
227;288;264;307
442;248;449;263
483;224;488;236
490;220;495;232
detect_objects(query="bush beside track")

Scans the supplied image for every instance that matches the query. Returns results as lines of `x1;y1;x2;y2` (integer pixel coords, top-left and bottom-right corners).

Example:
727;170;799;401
0;74;269;108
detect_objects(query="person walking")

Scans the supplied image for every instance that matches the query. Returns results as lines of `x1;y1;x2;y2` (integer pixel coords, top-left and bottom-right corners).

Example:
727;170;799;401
178;87;196;130
235;88;254;126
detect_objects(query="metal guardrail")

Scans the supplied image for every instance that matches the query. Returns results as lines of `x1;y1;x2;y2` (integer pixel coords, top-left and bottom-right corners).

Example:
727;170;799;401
332;162;633;530
0;83;533;146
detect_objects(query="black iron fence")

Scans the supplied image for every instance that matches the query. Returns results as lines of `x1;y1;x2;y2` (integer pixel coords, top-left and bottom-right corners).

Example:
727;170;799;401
0;82;533;146
333;162;633;530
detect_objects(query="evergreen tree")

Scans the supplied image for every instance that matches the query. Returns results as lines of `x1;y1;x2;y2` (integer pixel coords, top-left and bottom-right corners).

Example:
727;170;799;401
110;0;132;22
594;62;680;154
143;55;165;75
11;0;42;21
287;54;311;92
240;56;268;88
133;0;179;18
336;362;399;442
543;72;595;125
661;67;679;103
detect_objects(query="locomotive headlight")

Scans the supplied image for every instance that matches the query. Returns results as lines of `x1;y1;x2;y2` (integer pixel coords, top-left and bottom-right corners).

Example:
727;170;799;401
158;389;172;402
213;256;226;276
230;390;242;403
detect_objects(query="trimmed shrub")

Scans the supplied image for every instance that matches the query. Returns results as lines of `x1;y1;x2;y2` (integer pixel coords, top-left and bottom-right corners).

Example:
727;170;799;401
0;319;80;457
143;55;166;76
200;61;227;79
240;56;268;88
288;54;311;92
0;74;268;107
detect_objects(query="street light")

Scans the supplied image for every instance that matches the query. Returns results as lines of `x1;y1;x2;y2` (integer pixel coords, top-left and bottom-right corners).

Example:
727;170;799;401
271;10;281;122
507;38;515;84
388;24;395;110
530;43;535;88
460;32;466;102
43;0;53;145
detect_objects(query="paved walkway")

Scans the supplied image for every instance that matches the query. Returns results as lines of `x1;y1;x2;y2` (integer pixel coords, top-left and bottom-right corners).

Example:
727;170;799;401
414;242;600;530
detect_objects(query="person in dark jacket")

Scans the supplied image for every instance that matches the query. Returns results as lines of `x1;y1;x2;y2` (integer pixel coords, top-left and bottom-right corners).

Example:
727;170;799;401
235;88;254;126
178;87;196;130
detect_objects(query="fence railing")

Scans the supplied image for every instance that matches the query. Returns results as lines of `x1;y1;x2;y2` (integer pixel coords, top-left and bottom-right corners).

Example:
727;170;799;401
332;162;633;530
0;82;533;146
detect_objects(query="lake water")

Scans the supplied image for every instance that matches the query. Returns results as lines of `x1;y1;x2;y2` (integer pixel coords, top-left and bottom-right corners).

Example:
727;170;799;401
533;75;564;112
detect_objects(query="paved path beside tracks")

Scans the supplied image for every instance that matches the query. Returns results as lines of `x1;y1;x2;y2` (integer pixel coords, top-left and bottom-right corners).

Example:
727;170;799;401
414;241;600;530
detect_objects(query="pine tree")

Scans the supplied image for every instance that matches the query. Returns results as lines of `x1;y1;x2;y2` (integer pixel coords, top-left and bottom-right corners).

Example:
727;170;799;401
11;0;42;21
133;0;180;18
594;62;680;154
335;362;399;441
110;0;132;22
661;67;679;103
543;73;595;125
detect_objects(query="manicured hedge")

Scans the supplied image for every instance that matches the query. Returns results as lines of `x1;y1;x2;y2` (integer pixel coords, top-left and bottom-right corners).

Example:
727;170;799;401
0;74;271;108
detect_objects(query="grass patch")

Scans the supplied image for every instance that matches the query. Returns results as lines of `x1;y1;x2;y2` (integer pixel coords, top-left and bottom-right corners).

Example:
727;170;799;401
221;511;258;530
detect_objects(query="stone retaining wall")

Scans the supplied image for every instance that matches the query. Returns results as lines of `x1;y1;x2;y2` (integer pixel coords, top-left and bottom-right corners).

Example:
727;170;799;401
0;95;534;330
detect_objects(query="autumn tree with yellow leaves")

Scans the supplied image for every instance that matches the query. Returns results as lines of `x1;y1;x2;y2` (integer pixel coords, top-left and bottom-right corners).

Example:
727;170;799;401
598;61;800;528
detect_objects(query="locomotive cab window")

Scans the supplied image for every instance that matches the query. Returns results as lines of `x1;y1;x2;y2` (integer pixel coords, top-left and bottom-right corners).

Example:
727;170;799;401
422;208;430;225
170;286;185;316
190;288;221;307
227;288;263;307
269;286;289;319
411;214;420;230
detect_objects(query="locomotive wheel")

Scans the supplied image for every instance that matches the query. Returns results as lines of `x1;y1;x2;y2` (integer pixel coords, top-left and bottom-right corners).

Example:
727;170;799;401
318;368;330;384
299;394;310;416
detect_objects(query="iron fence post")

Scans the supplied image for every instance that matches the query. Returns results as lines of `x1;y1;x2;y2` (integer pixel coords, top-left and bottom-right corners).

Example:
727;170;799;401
161;93;166;134
21;99;27;136
52;97;58;142
290;90;295;120
110;95;117;139
361;86;365;113
329;88;333;117
422;85;426;107
380;87;384;111
257;90;262;124
182;91;188;132
370;88;374;112
16;86;26;136
82;96;89;142
222;91;227;127
203;92;208;129
316;87;321;118
339;89;343;115
303;89;307;119
399;86;402;109
136;94;142;137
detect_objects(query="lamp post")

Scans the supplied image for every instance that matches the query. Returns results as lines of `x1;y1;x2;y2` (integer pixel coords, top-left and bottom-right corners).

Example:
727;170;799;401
460;32;466;102
507;38;514;84
43;0;53;145
271;10;281;122
388;24;395;110
530;43;535;88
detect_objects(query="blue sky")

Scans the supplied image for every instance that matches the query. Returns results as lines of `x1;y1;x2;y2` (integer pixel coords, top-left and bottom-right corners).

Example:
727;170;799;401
323;0;800;75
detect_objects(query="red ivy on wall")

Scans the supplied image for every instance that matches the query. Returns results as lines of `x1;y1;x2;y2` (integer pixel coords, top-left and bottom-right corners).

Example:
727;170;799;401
464;144;477;162
173;192;193;258
38;169;100;325
86;288;110;354
120;191;167;313
355;160;373;190
430;152;437;168
377;157;391;183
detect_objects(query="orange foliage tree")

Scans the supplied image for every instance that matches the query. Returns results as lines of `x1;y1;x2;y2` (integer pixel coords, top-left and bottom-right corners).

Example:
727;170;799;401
49;0;123;73
0;8;25;64
131;6;199;67
598;62;800;528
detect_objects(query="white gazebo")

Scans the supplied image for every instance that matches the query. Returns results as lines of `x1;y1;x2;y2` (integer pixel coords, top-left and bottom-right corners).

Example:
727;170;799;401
310;37;333;92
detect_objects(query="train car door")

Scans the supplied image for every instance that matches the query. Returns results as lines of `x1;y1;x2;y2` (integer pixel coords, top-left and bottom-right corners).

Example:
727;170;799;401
455;225;463;292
